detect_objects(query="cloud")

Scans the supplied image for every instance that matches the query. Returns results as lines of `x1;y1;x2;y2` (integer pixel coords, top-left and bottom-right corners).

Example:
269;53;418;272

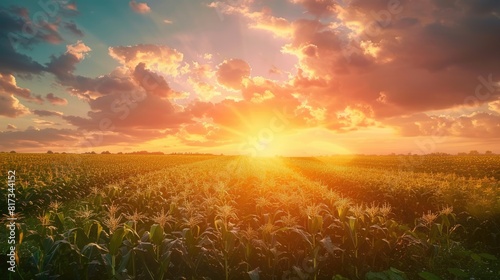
0;92;30;117
64;21;84;37
0;5;79;78
208;1;292;37
0;72;44;104
216;59;251;90
109;44;184;76
387;112;500;138
0;73;31;99
46;41;92;81
0;73;44;120
0;127;80;149
488;100;500;114
33;118;57;126
269;65;283;75
67;40;92;59
51;44;198;147
46;93;68;105
274;0;500;126
186;62;220;101
290;0;338;17
0;8;46;74
5;1;498;151
49;43;188;103
188;78;221;101
190;62;214;80
33;109;63;117
65;3;78;12
175;121;222;146
129;1;151;14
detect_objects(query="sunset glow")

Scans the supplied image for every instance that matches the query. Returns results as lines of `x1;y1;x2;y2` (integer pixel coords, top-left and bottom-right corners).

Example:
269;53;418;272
1;0;499;155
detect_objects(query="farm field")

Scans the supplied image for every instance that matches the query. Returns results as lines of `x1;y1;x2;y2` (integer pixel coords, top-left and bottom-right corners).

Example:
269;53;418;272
1;154;499;280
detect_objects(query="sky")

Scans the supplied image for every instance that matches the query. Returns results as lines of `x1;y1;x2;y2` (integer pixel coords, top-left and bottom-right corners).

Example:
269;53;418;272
0;0;499;156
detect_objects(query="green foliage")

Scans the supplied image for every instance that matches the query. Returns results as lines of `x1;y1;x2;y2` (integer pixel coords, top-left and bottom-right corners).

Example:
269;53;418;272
418;271;441;280
1;154;499;280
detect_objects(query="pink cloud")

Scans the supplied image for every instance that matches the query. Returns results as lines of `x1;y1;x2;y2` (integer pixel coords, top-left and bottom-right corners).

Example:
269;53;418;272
216;59;251;90
66;3;78;11
129;1;151;14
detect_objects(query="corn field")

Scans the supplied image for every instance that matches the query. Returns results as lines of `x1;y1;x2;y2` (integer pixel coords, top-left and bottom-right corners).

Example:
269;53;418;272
1;154;499;279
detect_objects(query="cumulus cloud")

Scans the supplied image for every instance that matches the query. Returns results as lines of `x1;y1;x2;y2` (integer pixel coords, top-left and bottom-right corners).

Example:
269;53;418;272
129;1;151;14
216;59;251;90
281;0;500;123
0;73;31;99
0;72;42;117
205;0;500;140
0;92;30;117
0;5;80;75
46;43;198;147
46;41;92;82
109;44;184;76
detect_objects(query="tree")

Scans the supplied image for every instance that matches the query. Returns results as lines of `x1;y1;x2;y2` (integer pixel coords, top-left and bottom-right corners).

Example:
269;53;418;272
469;150;480;155
485;150;494;155
47;150;54;154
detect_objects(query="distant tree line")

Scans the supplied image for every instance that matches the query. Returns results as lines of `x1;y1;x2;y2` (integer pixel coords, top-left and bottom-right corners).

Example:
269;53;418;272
0;150;495;156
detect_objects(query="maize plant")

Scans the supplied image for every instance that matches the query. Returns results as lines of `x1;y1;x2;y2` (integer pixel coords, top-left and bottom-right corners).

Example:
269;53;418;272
1;154;499;279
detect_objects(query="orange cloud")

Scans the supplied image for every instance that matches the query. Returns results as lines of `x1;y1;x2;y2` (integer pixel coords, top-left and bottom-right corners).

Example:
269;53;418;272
0;92;29;118
0;73;42;103
66;40;91;60
109;44;184;76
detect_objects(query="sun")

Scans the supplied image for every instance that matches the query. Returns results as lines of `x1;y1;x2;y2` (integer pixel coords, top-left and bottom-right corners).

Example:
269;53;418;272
238;128;287;157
